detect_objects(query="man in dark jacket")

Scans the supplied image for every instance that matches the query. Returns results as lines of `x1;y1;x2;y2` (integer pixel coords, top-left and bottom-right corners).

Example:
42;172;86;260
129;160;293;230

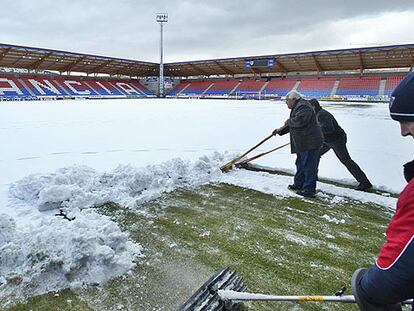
309;99;372;191
351;72;414;311
274;91;323;198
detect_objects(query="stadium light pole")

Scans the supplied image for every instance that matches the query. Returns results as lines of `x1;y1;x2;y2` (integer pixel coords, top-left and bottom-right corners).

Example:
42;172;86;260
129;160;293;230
156;13;168;97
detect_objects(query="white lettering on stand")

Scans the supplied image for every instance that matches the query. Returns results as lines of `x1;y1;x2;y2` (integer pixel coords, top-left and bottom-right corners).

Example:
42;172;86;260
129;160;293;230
0;78;24;95
64;81;91;95
28;79;61;95
95;81;112;94
116;83;141;95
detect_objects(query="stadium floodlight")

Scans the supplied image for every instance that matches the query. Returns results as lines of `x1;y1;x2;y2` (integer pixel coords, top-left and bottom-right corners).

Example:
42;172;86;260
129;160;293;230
156;13;168;97
156;13;168;23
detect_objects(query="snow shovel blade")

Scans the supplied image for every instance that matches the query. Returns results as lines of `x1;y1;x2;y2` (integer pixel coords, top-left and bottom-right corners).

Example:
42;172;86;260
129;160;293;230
234;162;248;169
220;160;239;173
178;267;245;311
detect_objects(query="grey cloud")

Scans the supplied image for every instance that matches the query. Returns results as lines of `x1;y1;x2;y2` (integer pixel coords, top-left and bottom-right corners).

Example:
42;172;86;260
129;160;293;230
0;0;413;62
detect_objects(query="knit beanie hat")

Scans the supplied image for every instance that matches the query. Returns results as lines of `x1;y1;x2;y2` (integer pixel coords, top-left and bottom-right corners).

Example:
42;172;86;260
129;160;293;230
390;72;414;121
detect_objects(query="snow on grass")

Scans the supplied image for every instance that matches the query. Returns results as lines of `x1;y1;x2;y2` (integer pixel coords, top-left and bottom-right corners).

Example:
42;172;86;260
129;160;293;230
321;214;346;224
0;210;141;307
219;167;397;210
1;154;226;305
0;99;408;308
1;151;399;307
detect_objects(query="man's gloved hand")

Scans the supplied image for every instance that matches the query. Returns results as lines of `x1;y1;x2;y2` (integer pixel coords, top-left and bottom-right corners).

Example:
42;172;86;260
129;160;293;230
273;124;289;136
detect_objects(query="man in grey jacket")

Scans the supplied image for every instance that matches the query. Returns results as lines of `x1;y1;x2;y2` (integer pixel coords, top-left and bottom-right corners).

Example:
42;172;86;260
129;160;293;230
274;91;323;198
309;99;372;191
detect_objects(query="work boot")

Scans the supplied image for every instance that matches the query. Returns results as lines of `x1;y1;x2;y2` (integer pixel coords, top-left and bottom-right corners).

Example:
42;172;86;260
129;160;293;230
297;190;316;198
288;184;301;191
356;181;373;191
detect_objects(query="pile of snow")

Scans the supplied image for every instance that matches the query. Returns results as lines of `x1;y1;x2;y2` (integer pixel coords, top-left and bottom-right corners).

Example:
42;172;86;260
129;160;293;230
9;155;225;212
0;212;141;306
0;154;226;306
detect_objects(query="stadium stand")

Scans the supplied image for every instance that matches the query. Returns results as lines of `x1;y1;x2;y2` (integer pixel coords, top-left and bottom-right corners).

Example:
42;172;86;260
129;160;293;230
1;42;413;101
165;75;404;100
336;76;381;96
0;72;408;102
298;77;336;98
0;73;154;100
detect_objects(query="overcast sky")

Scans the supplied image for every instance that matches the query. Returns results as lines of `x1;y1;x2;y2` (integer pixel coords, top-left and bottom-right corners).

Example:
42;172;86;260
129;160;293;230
1;0;414;63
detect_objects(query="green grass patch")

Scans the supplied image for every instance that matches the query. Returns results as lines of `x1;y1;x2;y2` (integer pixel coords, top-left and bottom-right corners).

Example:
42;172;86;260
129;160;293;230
5;183;393;311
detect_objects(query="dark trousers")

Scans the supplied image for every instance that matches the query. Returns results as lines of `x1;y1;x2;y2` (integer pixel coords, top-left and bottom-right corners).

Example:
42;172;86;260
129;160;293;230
360;239;414;309
320;137;369;184
294;149;320;193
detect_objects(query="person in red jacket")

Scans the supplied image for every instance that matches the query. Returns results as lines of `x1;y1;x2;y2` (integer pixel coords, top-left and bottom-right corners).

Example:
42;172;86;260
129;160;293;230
352;72;414;311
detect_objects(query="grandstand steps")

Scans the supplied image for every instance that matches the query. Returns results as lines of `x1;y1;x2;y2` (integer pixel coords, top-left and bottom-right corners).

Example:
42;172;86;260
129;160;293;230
331;80;340;96
229;82;241;95
292;80;301;91
378;79;386;96
201;83;214;96
177;83;191;96
259;81;270;94
18;78;35;96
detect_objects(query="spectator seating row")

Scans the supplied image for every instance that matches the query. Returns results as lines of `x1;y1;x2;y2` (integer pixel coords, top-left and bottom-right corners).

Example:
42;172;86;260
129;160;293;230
168;75;407;98
335;77;381;96
0;74;154;99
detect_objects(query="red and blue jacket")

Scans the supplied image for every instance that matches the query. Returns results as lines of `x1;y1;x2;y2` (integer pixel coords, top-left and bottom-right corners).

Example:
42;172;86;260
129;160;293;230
376;177;414;270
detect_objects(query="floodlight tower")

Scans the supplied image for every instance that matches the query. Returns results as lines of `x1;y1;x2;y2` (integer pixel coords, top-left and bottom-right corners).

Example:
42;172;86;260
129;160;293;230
156;13;168;97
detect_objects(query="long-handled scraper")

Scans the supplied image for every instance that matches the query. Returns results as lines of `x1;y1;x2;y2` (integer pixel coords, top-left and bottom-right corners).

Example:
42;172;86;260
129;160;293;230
179;268;413;311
